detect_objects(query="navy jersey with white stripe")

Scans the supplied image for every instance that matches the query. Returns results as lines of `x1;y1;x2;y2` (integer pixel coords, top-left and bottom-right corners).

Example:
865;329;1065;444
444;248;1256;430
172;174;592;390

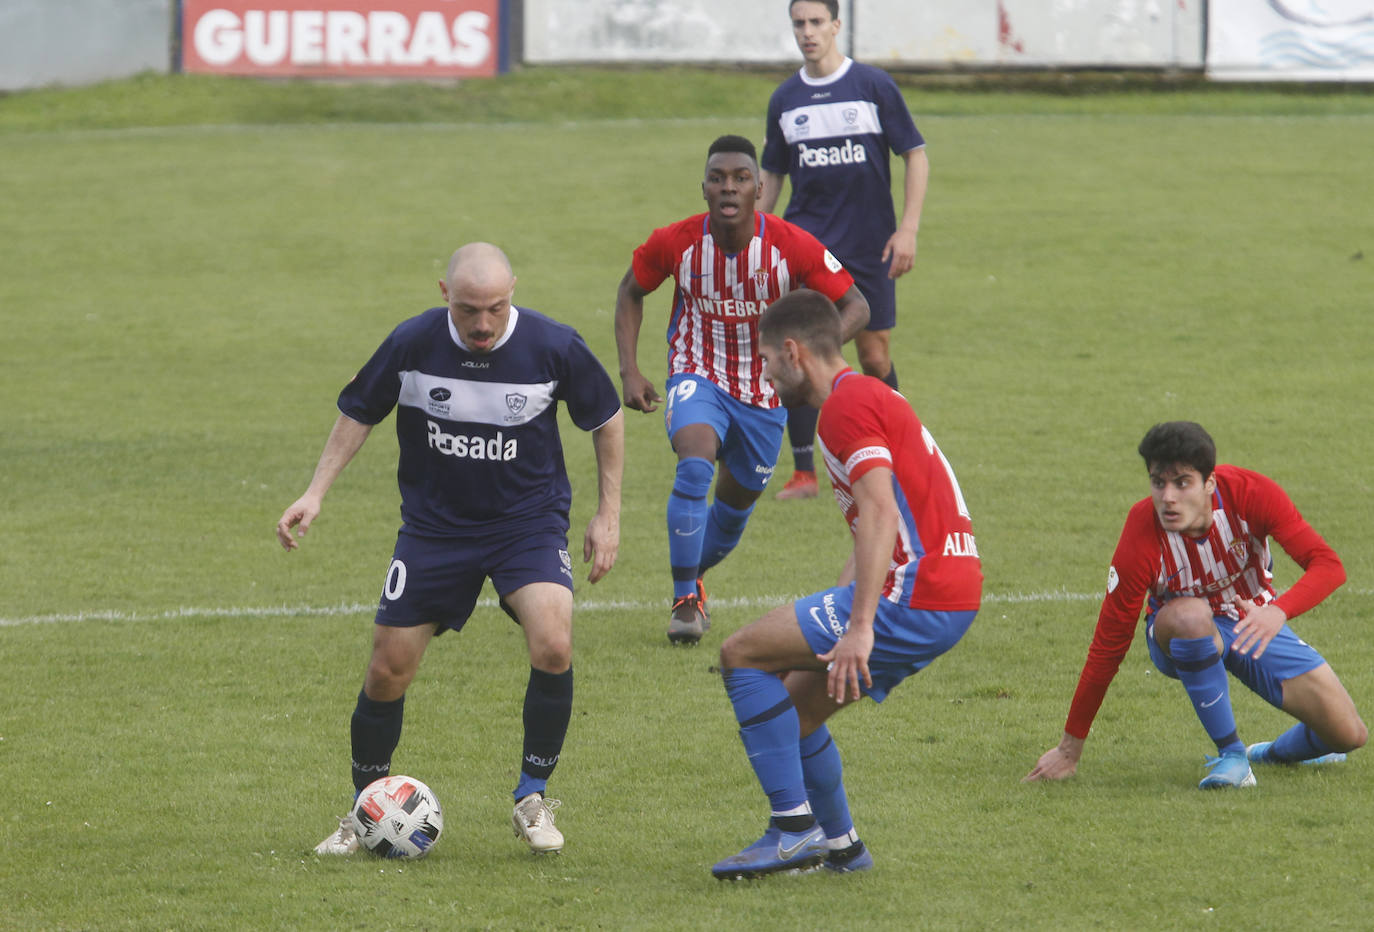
338;306;620;537
762;58;924;268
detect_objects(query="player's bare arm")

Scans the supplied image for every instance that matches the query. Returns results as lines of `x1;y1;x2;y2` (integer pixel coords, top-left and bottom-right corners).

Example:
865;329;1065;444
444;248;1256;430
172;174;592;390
584;410;624;583
757;169;786;215
613;266;663;413
882;147;929;280
276;413;373;550
819;466;897;703
833;285;871;343
1024;733;1086;782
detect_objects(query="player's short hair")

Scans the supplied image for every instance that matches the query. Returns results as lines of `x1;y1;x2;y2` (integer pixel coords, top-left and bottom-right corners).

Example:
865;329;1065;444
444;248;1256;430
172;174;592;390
759;289;843;358
790;0;839;21
1138;421;1217;479
707;134;758;169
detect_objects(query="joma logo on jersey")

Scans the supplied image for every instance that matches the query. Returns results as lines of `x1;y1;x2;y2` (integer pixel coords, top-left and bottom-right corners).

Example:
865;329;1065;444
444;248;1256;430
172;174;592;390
427;421;517;460
797;139;868;167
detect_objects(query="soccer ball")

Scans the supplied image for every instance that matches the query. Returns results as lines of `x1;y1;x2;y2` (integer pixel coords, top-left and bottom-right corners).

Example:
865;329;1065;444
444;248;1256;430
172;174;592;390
348;775;443;858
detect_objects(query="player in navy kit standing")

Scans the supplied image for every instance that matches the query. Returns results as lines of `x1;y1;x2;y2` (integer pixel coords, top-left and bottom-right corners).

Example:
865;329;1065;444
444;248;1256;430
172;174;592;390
760;0;929;500
277;243;624;855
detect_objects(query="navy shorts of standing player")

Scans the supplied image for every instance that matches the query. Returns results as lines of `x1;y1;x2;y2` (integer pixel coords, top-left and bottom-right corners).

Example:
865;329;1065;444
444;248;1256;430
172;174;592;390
711;289;981;880
1025;421;1366;790
615;134;869;646
277;243;624;855
759;0;929;501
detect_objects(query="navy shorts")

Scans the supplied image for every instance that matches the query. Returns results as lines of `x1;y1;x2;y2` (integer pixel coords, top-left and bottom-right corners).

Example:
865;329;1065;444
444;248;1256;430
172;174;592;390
794;584;977;702
663;374;786;492
1145;610;1327;708
846;262;897;332
374;527;573;632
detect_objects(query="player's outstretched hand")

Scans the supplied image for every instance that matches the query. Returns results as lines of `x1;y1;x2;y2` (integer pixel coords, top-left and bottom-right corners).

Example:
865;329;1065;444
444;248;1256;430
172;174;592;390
1023;735;1084;782
818;626;873;705
1232;598;1286;659
276;495;321;551
881;228;917;279
621;372;663;413
583;510;620;583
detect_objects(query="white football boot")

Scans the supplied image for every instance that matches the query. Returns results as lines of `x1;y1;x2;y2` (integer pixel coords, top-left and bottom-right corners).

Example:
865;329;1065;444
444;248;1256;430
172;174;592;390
512;793;564;853
314;816;360;855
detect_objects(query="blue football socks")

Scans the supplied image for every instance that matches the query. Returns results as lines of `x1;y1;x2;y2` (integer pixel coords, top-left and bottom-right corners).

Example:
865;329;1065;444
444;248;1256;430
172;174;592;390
1170;636;1244;756
799;726;855;843
1266;722;1337;763
723;668;808;814
667;456;713;599
699;499;754;574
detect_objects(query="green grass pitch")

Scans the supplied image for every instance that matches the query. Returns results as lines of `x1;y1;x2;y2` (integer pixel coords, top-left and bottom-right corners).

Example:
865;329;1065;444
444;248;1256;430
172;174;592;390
2;70;1373;929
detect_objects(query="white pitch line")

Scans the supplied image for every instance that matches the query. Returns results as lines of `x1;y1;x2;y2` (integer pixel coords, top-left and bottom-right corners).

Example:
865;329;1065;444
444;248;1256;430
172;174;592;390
0;590;1096;628
3;588;1367;629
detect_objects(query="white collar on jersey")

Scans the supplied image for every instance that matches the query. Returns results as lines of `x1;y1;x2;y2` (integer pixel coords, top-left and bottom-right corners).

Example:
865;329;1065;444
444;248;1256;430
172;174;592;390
798;56;854;87
447;305;520;353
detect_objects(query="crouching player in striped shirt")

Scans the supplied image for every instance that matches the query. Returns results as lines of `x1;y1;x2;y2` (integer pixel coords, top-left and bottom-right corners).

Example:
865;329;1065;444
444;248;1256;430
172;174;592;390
710;289;981;879
1026;421;1366;790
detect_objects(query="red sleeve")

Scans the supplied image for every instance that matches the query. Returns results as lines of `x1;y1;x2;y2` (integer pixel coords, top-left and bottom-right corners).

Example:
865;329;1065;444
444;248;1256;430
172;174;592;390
630;220;685;294
1064;500;1157;740
776;218;854;303
818;377;890;479
1229;467;1346;619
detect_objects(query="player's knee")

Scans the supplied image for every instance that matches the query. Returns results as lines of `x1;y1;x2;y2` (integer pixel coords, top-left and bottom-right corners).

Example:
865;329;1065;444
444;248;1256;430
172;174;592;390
1153;597;1215;641
1326;715;1368;753
364;657;413;700
856;345;889;378
529;635;572;674
719;632;752;672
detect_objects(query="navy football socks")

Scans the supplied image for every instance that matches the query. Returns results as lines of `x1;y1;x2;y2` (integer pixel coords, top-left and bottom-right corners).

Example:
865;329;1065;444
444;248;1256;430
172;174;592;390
515;666;573;800
350;688;405;794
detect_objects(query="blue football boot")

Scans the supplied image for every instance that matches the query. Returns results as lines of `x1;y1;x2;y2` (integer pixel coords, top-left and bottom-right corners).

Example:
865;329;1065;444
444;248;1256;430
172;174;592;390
711;823;827;880
1199;752;1257;789
822;840;873;874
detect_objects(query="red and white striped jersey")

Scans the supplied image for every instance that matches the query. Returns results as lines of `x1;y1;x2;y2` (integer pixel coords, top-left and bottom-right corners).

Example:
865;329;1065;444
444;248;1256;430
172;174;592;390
631;212;853;408
817;369;982;612
1063;464;1346;739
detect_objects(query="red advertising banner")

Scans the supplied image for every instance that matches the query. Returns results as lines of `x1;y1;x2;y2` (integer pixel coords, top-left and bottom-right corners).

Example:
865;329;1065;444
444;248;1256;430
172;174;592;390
180;0;503;78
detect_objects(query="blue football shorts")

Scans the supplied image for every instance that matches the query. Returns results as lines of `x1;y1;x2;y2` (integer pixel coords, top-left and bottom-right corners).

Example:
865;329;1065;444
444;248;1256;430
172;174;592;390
663;373;787;493
844;261;897;333
374;526;573;632
794;584;977;702
1145;610;1327;708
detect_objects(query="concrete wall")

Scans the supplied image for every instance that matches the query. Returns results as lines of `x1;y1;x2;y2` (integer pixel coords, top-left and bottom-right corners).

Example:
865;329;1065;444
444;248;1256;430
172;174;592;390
522;0;1205;68
0;0;172;91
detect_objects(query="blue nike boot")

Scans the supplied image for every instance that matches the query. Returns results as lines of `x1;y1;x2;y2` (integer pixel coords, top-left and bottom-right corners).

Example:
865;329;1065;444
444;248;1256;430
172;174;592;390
711;822;827;880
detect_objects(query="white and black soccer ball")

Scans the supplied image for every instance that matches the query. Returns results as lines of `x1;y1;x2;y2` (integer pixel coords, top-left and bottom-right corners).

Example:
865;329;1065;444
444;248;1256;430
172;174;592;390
349;775;443;859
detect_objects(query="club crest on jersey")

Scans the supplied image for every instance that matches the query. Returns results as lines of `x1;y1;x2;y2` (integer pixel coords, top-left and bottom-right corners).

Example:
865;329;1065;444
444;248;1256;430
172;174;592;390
505;393;527;416
1228;539;1248;560
843;107;858;124
753;269;771;290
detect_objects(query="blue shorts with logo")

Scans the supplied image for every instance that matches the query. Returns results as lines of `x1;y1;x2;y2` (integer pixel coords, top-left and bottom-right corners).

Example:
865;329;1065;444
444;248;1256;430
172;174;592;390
794;584;977;703
374;526;573;633
1145;609;1327;708
663;373;786;492
845;261;897;332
